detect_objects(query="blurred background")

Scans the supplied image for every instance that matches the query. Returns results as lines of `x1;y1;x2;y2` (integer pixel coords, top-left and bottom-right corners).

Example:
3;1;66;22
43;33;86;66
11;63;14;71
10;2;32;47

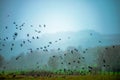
0;0;120;73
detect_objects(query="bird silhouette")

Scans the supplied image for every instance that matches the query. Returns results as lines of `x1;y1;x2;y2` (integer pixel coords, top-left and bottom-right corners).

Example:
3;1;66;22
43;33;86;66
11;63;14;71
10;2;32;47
23;41;25;44
10;47;13;51
39;25;41;27
11;43;14;46
5;26;8;29
6;37;8;40
36;36;39;39
49;42;52;44
13;22;16;24
43;24;46;27
59;38;61;40
20;44;23;47
27;34;29;37
90;33;92;36
16;56;21;60
32;36;35;39
30;25;33;27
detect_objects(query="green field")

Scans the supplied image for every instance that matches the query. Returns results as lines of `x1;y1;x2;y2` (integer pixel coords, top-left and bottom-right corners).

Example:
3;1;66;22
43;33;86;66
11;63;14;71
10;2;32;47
0;72;120;80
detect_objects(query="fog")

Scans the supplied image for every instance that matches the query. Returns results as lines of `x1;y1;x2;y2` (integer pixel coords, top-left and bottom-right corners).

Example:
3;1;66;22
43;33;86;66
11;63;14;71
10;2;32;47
0;0;120;73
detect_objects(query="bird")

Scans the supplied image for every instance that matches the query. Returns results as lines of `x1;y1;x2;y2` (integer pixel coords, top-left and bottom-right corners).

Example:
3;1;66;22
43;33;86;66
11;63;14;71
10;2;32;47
3;39;6;41
83;51;86;53
13;37;15;40
6;37;8;40
36;36;39;39
20;44;23;47
59;38;61;40
82;57;85;59
71;50;73;54
16;56;21;60
10;47;13;51
82;67;84;70
53;55;55;58
13;22;16;24
16;27;18;29
27;39;31;43
61;62;63;64
103;59;106;63
49;42;52;44
68;37;70;39
14;32;18;36
12;75;16;78
2;44;5;47
68;62;71;65
13;32;18;39
21;23;25;26
35;30;37;32
0;49;2;51
112;45;115;48
32;36;35;39
44;46;46;49
45;49;48;52
43;24;46;27
90;33;92;36
36;48;39;50
103;65;105;67
55;40;57;43
86;49;88;51
105;47;108;50
35;30;41;33
74;48;78;52
40;47;43;49
5;26;8;29
7;14;10;17
36;62;39;64
98;41;102;43
73;60;76;63
88;66;92;69
11;43;14;46
23;41;25;44
38;31;41;33
27;34;29;37
58;48;60;50
28;48;33;53
47;45;50;47
39;25;41;27
19;28;22;30
64;54;66;56
77;61;80;63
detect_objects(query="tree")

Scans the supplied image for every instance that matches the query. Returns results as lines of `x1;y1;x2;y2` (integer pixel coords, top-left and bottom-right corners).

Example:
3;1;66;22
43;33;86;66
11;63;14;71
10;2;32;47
97;45;120;72
48;55;60;71
63;46;83;71
0;54;4;67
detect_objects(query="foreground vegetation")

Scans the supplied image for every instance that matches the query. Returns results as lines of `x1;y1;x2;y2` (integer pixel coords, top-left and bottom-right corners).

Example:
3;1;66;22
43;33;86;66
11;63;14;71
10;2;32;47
0;71;120;80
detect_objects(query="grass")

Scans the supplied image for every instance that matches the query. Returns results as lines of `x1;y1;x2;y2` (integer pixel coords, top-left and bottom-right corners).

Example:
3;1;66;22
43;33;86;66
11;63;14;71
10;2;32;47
0;71;120;80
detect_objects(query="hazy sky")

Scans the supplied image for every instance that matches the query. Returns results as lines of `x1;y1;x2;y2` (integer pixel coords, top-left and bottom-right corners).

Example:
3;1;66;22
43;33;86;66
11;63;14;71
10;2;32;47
0;0;120;35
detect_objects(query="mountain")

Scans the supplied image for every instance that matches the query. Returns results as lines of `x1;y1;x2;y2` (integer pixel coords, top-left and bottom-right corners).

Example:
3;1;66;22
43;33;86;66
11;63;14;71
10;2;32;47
0;30;120;60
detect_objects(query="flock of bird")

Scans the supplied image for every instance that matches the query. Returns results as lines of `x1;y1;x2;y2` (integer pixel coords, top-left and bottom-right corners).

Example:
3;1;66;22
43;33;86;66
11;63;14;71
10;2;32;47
0;21;102;55
0;18;72;60
0;15;119;76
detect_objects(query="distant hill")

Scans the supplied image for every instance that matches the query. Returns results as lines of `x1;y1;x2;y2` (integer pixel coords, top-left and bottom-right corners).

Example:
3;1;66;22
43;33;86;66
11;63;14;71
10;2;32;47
0;30;120;60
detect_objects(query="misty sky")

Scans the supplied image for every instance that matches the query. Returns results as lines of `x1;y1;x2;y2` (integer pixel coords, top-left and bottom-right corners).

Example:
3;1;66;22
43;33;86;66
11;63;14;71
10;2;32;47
0;0;120;35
